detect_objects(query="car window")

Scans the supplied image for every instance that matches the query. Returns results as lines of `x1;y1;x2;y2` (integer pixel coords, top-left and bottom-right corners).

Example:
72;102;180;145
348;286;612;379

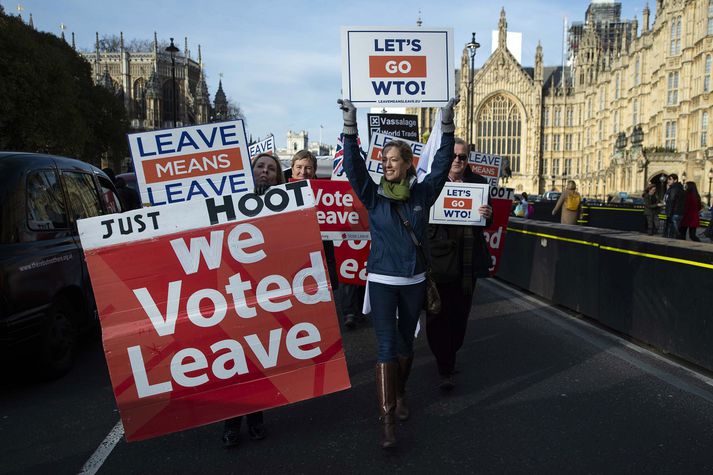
62;171;102;221
27;170;68;230
99;177;122;214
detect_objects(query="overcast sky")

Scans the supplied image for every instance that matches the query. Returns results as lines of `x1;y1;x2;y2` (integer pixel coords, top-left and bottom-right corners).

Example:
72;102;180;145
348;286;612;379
9;0;645;149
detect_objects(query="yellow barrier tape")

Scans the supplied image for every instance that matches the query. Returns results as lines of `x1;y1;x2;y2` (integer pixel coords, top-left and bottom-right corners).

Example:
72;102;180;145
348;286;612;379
507;226;713;270
599;245;713;270
506;227;598;247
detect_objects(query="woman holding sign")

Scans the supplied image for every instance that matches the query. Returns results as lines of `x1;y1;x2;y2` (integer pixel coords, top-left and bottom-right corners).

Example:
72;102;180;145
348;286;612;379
426;138;492;391
337;97;458;449
221;152;283;448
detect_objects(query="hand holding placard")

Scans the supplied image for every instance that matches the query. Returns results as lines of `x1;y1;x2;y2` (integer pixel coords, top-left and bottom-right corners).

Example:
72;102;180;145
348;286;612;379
338;99;358;135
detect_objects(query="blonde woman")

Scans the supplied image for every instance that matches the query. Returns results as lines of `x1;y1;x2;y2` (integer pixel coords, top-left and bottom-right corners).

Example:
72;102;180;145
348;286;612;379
552;180;581;225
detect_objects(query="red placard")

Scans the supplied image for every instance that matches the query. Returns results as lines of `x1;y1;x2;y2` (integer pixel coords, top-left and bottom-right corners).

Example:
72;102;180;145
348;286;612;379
308;180;370;240
79;186;350;441
333;239;369;286
484;189;513;276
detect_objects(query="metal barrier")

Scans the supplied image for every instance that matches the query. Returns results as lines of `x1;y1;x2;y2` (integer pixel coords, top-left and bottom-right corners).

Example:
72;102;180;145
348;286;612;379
498;218;713;372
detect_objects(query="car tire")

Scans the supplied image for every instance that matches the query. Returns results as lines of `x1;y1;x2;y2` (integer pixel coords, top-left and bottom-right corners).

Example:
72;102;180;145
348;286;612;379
37;297;78;379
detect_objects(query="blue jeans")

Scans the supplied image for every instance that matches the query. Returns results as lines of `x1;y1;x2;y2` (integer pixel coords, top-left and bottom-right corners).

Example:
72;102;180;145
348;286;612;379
665;214;683;238
368;281;426;363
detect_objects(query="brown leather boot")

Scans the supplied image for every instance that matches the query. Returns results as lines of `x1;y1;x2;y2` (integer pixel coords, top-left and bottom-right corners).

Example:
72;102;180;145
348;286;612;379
376;362;398;449
395;355;413;421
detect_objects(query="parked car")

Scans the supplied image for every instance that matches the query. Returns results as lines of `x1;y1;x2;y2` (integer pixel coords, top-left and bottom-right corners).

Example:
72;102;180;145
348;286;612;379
0;152;122;377
542;191;562;201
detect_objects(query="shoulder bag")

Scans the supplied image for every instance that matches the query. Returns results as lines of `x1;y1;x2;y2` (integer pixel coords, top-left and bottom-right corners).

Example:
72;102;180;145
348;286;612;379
392;204;441;315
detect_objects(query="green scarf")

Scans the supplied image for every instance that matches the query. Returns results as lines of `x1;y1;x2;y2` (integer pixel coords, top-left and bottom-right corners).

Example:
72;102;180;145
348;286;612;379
380;177;411;201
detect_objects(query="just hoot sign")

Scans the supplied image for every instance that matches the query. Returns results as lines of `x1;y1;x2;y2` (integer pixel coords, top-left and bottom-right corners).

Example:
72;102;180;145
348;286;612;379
341;27;455;107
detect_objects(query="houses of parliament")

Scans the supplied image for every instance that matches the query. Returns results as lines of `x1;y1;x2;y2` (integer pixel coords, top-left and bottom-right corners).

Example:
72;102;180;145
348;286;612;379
79;32;230;132
411;0;713;199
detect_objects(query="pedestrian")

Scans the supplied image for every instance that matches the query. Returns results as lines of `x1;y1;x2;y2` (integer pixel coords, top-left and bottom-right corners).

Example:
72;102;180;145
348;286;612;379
426;138;492;391
221;152;281;448
552;180;581;224
642;183;661;235
337;96;458;449
680;181;702;241
663;173;685;239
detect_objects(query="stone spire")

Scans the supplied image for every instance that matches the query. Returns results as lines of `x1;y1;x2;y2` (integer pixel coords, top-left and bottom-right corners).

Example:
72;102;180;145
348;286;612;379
120;31;124;52
214;77;228;121
642;3;650;32
60;23;66;42
498;7;507;50
28;13;34;29
416;9;422;27
535;41;543;83
71;32;76;50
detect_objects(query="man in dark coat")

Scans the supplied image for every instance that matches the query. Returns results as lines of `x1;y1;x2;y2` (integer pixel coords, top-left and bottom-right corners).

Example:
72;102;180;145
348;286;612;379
663;173;685;239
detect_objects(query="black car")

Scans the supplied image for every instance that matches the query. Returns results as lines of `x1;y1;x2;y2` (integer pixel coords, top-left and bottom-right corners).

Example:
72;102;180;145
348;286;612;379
0;152;122;377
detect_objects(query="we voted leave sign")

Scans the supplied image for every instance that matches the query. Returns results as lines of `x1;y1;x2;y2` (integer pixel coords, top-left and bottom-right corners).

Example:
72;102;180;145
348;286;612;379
341;27;454;107
77;181;350;441
429;182;489;226
128;121;253;206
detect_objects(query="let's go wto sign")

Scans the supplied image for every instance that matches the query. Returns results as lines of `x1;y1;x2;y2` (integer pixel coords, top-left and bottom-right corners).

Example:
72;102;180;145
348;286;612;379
341;27;454;108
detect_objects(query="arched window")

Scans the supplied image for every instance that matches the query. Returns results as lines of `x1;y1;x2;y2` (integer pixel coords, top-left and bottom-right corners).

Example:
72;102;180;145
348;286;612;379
708;0;713;35
704;55;711;93
475;94;523;173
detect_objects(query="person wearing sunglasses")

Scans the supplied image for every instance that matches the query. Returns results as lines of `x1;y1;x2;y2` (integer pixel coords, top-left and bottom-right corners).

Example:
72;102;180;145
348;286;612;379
426;138;493;390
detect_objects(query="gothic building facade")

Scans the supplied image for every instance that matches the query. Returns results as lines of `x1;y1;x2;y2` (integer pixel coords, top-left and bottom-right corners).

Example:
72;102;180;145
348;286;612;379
412;0;713;199
80;33;228;131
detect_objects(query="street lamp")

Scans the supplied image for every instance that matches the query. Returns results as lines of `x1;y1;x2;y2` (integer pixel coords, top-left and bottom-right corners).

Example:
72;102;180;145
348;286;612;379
682;171;687;183
659;174;667;201
708;168;713;206
550;174;556;190
165;37;179;128
465;33;480;147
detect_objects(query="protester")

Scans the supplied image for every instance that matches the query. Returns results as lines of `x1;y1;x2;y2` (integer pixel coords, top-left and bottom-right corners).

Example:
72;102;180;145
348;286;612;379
514;192;528;218
337;96;458;449
642;184;661;236
680;181;702;241
221;152;281;448
291;149;317;180
426;138;492;391
663;173;685;239
552;180;581;224
287;149;340;303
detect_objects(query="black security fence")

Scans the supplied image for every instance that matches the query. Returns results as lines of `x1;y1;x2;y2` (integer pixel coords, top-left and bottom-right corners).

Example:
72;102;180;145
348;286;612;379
526;201;711;232
498;218;713;372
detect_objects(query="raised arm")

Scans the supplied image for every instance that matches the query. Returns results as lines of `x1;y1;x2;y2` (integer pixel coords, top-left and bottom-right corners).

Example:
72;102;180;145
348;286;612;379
338;99;377;208
423;98;459;206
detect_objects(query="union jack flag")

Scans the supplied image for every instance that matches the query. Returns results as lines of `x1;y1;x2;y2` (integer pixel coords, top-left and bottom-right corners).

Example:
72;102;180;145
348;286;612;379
332;134;366;181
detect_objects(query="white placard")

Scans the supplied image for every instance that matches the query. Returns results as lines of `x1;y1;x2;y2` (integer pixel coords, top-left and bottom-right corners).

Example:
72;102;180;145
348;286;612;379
469;152;503;187
128;120;253;207
341;26;455;108
77;181;315;251
429;182;489;226
249;135;276;158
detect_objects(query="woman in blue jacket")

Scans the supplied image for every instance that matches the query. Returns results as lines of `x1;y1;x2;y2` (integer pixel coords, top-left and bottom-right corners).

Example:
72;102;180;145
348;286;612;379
337;97;458;448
